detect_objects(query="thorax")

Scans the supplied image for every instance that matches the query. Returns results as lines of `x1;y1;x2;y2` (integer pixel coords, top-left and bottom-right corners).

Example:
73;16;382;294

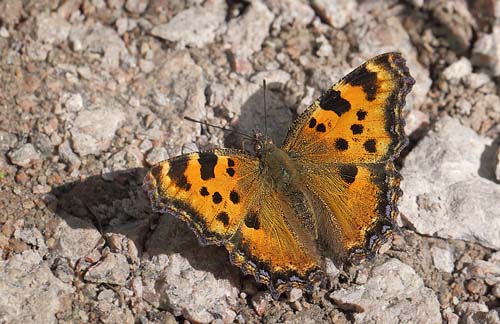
260;144;300;189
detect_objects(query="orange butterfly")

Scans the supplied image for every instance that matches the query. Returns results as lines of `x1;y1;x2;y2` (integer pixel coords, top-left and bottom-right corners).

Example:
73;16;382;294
143;52;415;297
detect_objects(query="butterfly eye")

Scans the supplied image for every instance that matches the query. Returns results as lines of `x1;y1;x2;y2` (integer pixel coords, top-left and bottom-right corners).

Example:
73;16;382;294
254;142;262;152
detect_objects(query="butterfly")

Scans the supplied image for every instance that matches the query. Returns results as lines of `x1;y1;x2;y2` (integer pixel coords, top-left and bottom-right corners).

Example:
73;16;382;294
143;52;415;298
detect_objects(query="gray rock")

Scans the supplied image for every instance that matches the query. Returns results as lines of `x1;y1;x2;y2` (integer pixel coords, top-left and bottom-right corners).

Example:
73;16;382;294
429;0;474;53
467;259;500;286
404;109;430;137
58;140;82;172
492;283;500;298
51;215;102;263
330;259;441;323
97;303;134;324
8;143;41;167
139;50;205;154
145;147;169;166
70;107;126;156
61;93;84;112
442;57;473;83
85;252;130;286
311;0;356;29
224;1;274;60
105;145;144;171
151;0;226;48
125;0;148;14
36;12;71;44
81;23;130;70
0;0;23;26
400;116;500;249
0;251;74;324
26;41;52;61
472;26;500;76
430;246;455;273
496;147;500;182
456;302;488;318
315;35;334;58
116;17;129;35
267;0;315;28
0;130;18;151
14;227;47;256
144;216;239;324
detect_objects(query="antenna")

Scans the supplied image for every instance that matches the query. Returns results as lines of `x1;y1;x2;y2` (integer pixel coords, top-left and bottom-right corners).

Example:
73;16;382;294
183;116;254;141
263;80;267;141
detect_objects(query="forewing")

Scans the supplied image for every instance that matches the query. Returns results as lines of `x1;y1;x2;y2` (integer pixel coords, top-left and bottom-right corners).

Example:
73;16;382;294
143;149;259;244
282;52;414;163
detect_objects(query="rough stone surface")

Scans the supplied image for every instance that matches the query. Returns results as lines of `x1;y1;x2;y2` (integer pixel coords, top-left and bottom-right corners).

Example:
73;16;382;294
151;0;226;48
330;259;441;324
267;0;315;27
2;1;500;323
70;107;126;156
125;0;148;14
400;116;500;249
36;12;71;45
144;216;240;324
224;1;274;60
497;147;500;182
8;144;40;167
431;246;455;273
443;57;473;83
51;216;102;263
311;0;356;29
85;252;130;286
472;26;500;76
0;251;74;324
80;24;130;70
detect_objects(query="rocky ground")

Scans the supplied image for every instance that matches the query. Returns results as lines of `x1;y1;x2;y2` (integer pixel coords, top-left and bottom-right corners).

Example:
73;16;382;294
0;0;499;323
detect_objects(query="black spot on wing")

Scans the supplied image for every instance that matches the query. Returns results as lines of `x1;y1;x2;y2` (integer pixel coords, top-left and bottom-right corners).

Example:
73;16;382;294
244;210;260;230
309;118;317;128
347;66;378;101
217;212;229;226
350;124;364;135
230;190;240;204
198;152;218;180
364;139;377;153
319;89;351;116
335;138;349;151
226;168;235;177
357;110;367;121
339;165;358;184
212;192;223;204
167;159;191;190
200;186;210;196
316;123;326;133
227;158;235;167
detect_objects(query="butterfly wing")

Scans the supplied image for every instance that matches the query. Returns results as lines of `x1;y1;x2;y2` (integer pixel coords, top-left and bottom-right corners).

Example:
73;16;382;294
143;149;322;296
281;52;414;261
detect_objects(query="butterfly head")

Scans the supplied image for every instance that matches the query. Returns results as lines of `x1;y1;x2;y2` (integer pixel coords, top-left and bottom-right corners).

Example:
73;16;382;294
253;130;275;157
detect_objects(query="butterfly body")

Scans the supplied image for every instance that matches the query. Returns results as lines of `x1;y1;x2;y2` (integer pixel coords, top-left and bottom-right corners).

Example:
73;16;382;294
144;52;415;297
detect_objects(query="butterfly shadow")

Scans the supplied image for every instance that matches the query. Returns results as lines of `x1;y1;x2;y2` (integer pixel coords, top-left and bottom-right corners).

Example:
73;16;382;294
224;81;295;149
479;135;500;184
51;167;240;288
